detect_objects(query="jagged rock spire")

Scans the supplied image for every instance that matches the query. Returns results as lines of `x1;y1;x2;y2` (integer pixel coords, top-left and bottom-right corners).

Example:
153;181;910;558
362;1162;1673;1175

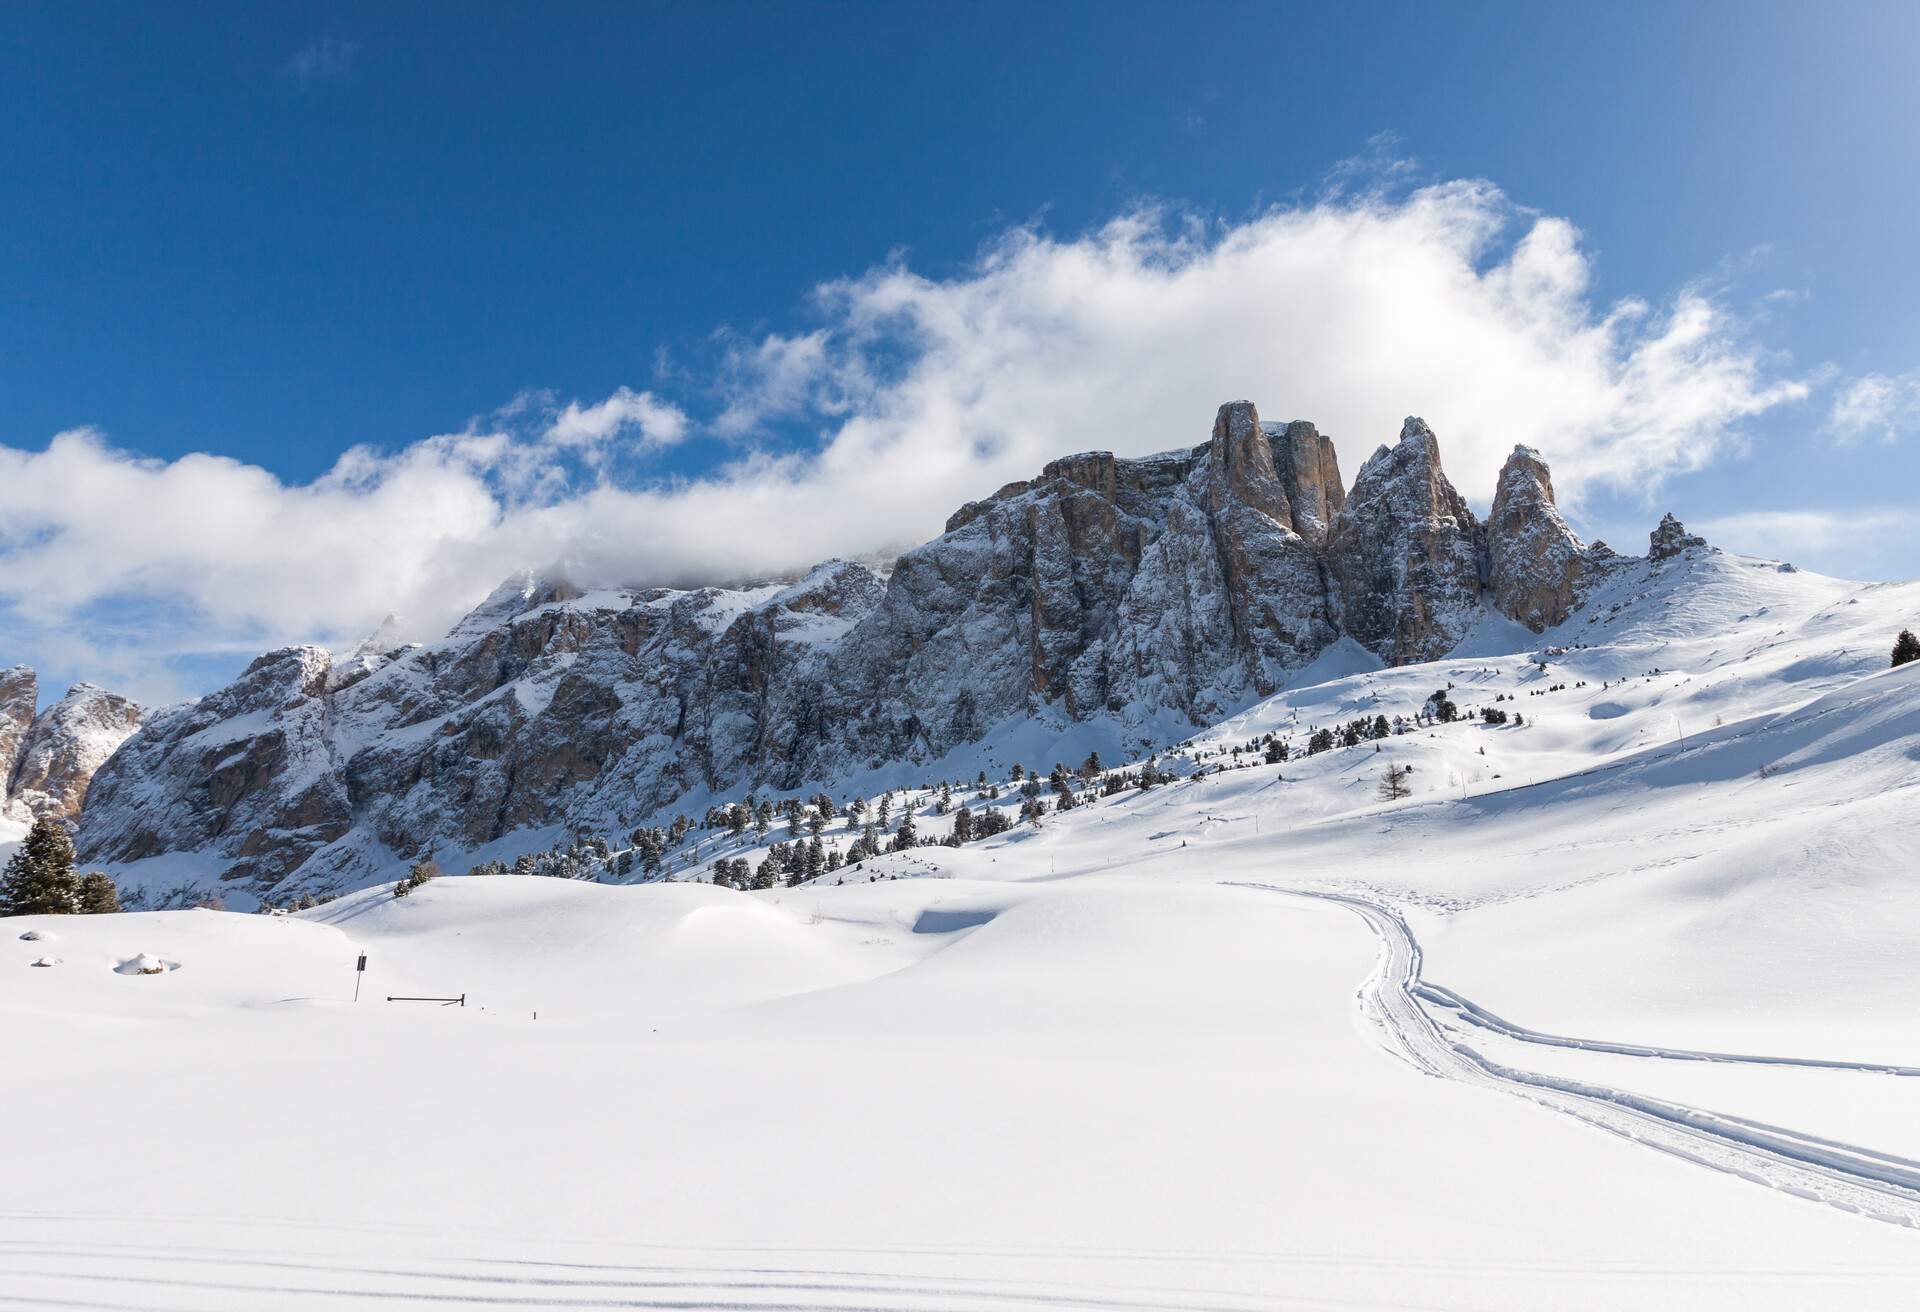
1649;512;1707;561
1326;416;1482;664
1485;445;1587;631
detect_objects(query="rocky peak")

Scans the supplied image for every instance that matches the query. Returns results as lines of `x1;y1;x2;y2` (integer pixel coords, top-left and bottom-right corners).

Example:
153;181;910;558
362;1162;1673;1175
5;684;144;822
1484;444;1588;630
1206;400;1294;527
1649;513;1707;561
449;569;585;640
1266;420;1346;548
1325;416;1483;663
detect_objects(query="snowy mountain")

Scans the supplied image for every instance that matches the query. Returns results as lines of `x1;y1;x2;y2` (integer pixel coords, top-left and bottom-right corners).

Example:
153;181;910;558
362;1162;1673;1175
7;534;1919;1309
9;399;1920;1309
7;399;1880;910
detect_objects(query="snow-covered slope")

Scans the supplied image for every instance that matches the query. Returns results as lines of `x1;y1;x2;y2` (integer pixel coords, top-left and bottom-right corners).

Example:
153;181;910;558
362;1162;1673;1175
7;520;1919;1306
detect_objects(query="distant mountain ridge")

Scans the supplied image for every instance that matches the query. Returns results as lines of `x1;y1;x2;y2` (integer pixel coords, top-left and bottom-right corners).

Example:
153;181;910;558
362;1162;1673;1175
16;401;1725;903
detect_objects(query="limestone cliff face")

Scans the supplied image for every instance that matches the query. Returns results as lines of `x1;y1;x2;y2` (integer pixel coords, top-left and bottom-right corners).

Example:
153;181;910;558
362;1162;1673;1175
1484;445;1588;629
1;672;143;827
68;399;1655;902
1325;418;1484;664
0;667;36;813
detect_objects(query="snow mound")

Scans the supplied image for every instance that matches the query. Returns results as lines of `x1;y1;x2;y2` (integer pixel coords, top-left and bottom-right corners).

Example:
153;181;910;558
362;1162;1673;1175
19;928;54;941
113;954;179;976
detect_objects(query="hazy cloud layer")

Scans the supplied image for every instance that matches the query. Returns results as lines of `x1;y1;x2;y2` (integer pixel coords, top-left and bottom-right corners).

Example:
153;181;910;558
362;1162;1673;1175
1698;507;1920;581
1825;372;1920;444
0;179;1816;698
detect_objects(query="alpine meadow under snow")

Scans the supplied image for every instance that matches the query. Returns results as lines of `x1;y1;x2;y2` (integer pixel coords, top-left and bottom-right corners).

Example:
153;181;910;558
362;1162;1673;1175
6;401;1920;1310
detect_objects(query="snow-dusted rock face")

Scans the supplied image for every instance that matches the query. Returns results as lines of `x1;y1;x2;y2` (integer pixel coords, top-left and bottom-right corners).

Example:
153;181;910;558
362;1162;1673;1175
1;674;144;825
1649;512;1708;561
69;400;1675;901
78;563;893;890
1325;417;1484;664
0;666;36;805
6;684;144;821
852;400;1338;742
1484;444;1590;630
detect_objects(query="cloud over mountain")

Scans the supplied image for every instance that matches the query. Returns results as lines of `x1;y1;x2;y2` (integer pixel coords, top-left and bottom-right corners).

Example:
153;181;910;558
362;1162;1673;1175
0;179;1809;697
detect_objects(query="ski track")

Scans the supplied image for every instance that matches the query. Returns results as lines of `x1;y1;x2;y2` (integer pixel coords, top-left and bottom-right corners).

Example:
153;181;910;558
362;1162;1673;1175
1243;883;1920;1229
0;1234;1453;1312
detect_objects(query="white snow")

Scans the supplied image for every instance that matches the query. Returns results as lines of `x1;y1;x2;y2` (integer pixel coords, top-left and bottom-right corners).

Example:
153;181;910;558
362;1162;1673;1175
5;548;1920;1307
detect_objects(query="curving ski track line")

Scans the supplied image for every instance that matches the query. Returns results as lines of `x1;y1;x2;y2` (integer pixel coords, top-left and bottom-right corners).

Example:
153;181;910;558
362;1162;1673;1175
1246;884;1920;1230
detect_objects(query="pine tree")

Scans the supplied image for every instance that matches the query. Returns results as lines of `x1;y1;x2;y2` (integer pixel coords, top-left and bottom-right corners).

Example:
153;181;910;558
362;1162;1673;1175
1377;763;1413;802
1051;773;1077;809
1894;629;1920;669
77;871;121;914
1;816;79;916
951;807;975;844
891;809;919;851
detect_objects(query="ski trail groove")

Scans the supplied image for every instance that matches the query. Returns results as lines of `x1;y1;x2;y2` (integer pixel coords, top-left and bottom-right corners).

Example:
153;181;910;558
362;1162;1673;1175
1415;982;1920;1076
1241;884;1920;1230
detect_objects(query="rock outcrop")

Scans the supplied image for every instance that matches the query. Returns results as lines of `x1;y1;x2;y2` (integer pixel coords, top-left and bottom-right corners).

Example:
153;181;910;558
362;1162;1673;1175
1484;445;1588;629
1649;513;1708;561
1325;418;1483;664
65;400;1674;902
1;674;144;826
0;667;36;805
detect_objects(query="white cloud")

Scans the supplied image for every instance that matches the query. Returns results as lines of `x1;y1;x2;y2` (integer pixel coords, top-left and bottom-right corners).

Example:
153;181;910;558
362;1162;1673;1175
286;36;357;86
544;386;689;458
711;332;833;437
0;177;1816;693
1824;372;1920;444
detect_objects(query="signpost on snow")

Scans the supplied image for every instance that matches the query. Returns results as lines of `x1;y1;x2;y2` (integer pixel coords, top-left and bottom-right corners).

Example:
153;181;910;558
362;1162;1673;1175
354;953;367;1003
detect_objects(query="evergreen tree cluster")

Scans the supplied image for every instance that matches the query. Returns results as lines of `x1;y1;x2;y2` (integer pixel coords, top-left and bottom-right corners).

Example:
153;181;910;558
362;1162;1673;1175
1;817;123;917
391;860;441;899
1895;629;1920;669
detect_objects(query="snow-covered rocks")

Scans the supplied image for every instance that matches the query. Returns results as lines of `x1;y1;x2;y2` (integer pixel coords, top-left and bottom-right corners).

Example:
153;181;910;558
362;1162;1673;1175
0;669;143;826
113;953;178;976
5;683;143;822
1649;511;1709;561
29;955;59;967
0;666;36;802
19;929;55;941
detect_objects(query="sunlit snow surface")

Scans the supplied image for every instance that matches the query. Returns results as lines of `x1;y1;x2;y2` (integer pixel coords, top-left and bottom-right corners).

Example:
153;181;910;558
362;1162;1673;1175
6;549;1920;1308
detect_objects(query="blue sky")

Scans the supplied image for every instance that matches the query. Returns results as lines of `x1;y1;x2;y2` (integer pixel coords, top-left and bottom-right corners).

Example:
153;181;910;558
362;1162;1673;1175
3;2;1918;703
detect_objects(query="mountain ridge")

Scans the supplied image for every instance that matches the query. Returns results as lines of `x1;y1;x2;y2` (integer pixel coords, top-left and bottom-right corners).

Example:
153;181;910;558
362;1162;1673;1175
7;401;1748;904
